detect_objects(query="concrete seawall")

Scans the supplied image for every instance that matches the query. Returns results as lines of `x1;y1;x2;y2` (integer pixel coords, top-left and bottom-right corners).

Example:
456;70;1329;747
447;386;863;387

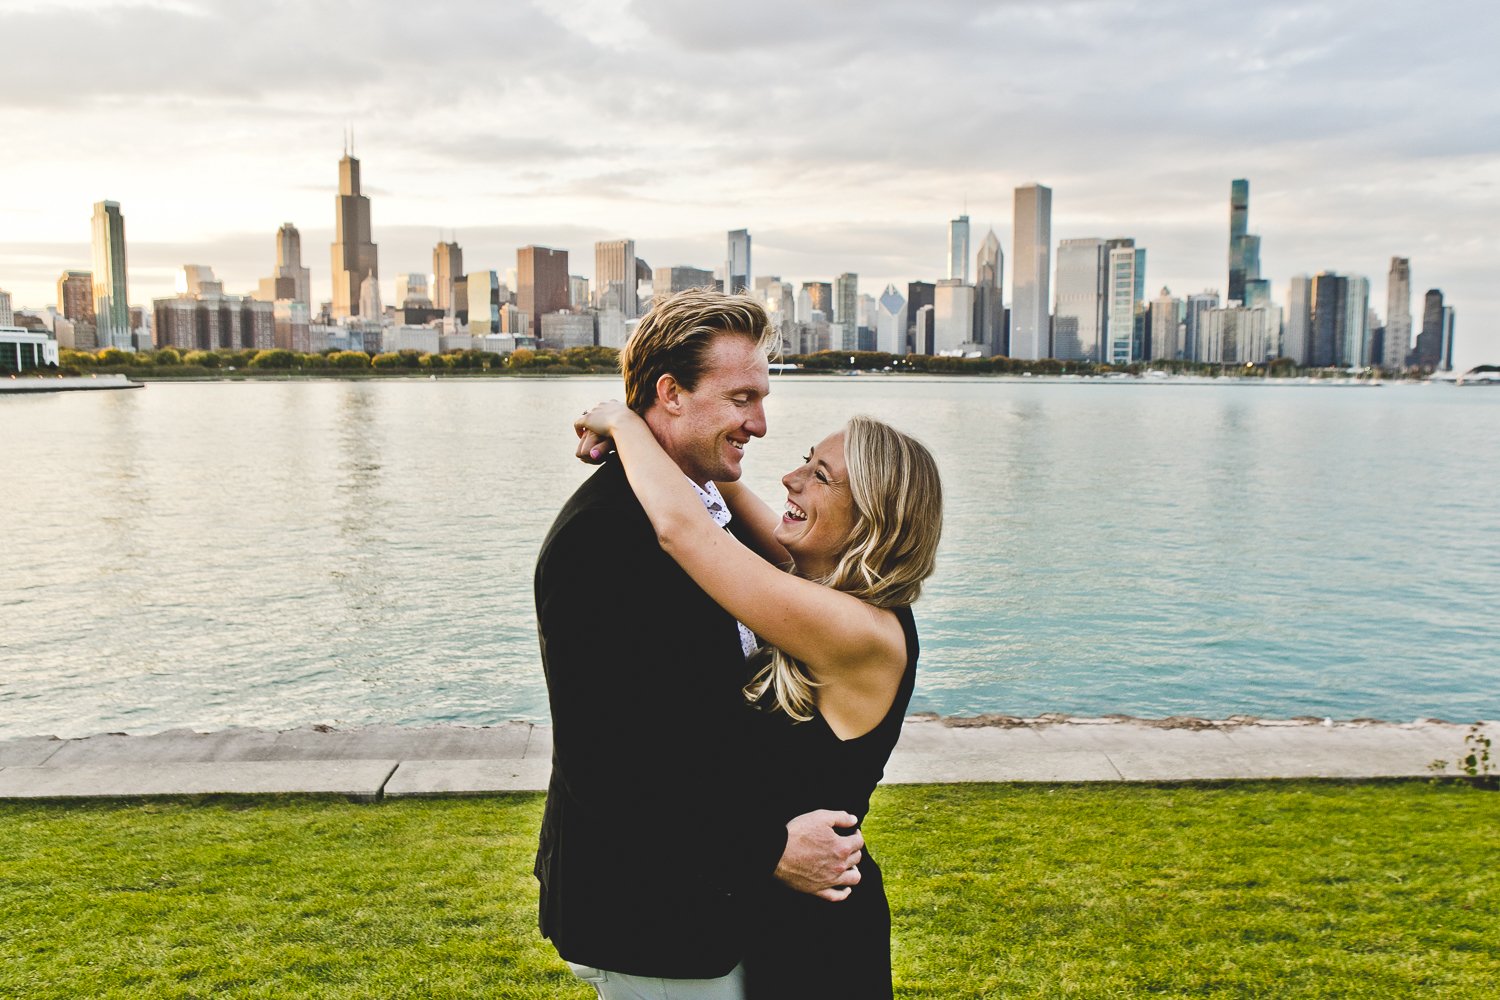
1;715;1491;801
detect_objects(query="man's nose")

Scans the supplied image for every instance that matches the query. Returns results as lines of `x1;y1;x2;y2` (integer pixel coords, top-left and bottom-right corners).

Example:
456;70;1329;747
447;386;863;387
745;401;767;438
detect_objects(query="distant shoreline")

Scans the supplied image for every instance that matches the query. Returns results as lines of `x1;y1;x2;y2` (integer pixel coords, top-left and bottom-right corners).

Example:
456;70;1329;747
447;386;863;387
14;370;1460;387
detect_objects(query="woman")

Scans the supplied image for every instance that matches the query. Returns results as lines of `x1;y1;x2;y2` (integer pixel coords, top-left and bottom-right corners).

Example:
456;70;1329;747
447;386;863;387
576;402;943;998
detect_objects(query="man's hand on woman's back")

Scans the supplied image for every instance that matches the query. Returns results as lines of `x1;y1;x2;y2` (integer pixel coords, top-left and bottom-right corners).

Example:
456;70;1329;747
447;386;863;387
775;810;865;902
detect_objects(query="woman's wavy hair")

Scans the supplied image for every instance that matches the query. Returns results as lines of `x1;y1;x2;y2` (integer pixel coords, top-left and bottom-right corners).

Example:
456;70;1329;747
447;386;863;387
744;415;944;721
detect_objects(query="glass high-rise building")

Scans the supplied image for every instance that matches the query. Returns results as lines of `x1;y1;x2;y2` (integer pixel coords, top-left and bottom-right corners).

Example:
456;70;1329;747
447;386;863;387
1343;276;1370;367
1412;289;1446;370
726;229;751;294
834;272;859;350
1227;179;1263;306
277;223;311;305
433;241;463;315
975;229;1004;356
1012;184;1052;360
595;239;638;318
1184;291;1220;363
1283;276;1311;365
1384;257;1411;370
947;214;970;284
1053;238;1105;362
90;200;130;349
331;152;379;319
905;281;935;354
518;245;570;339
1309;272;1348;368
1104;238;1141;365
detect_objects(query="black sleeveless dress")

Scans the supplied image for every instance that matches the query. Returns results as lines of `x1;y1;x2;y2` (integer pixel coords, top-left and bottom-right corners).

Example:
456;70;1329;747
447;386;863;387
745;606;919;999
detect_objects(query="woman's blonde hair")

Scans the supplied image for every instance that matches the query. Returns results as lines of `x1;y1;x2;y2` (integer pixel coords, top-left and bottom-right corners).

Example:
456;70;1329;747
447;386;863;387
744;415;944;720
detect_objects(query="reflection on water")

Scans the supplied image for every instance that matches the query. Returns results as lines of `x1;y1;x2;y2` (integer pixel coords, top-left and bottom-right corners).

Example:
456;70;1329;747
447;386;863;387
2;378;1499;738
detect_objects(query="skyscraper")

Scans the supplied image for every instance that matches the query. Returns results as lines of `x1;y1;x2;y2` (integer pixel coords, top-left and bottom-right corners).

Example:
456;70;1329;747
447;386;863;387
259;223;311;305
90;200;130;349
0;288;12;327
1309;272;1348;368
433;240;463;315
932;279;975;354
1104;239;1142;365
834;272;858;350
1412;289;1446;370
948;214;970;284
1284;276;1312;364
801;281;832;321
1440;306;1456;372
1053;238;1105;362
975;229;1004;356
57;270;94;323
875;284;907;355
1384;257;1411;370
1184;291;1220;363
727;229;751;294
1149;287;1183;361
396;273;431;307
654;266;715;300
518;245;569;338
1343;276;1370;367
1012;184;1052;360
466;272;502;335
276;223;311;305
330;149;378;319
905;281;935;354
1228;179;1263;305
595;239;638;317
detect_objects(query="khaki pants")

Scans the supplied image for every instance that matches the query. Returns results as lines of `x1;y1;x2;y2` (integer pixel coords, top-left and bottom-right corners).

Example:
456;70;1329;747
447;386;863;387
566;961;747;1000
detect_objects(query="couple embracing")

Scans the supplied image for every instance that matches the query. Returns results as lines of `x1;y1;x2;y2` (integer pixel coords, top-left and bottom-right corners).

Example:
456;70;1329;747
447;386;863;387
535;290;944;998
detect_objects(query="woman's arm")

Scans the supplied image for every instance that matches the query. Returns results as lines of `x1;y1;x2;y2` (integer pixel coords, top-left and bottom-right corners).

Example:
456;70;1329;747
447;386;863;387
714;480;792;567
580;403;904;691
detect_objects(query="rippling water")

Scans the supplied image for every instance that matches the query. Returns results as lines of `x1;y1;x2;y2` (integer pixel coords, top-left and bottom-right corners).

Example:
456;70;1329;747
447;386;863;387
2;377;1497;738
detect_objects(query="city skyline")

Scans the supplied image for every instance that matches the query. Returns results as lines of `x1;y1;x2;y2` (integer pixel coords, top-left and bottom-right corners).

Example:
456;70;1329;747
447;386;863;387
1;1;1496;367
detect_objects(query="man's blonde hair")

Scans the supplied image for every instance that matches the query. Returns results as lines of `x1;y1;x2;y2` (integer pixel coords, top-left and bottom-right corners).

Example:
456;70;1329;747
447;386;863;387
620;289;776;414
744;416;944;720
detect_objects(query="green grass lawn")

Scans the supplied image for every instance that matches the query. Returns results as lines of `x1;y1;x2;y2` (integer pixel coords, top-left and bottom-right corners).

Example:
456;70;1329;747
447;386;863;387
1;782;1495;998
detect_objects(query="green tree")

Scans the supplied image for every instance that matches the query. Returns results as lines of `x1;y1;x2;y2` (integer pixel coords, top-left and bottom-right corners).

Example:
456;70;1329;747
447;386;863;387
96;347;135;367
328;350;372;370
250;349;297;370
152;348;182;366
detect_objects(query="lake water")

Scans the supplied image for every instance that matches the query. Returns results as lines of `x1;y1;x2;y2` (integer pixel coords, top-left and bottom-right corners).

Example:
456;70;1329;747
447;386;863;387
2;376;1498;739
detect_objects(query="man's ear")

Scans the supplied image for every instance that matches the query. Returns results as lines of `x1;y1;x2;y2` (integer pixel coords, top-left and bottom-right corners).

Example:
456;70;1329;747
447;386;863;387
656;373;685;414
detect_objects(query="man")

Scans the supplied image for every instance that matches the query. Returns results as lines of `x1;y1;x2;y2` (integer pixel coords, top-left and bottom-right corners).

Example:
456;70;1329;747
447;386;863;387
535;290;863;998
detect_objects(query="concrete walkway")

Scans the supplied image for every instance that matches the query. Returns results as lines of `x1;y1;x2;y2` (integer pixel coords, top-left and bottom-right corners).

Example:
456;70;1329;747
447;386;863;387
0;715;1490;801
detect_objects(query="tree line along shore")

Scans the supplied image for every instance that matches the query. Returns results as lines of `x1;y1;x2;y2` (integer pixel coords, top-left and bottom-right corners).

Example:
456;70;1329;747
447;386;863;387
6;345;1452;380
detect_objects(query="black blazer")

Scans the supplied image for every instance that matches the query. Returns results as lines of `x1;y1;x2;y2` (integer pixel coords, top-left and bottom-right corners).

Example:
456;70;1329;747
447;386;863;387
534;458;788;978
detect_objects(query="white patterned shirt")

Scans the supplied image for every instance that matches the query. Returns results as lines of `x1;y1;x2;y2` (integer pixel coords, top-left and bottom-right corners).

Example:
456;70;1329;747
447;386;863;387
689;478;759;659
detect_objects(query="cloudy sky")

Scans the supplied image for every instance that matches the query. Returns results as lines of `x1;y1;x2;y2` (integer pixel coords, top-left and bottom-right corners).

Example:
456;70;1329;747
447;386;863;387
2;0;1496;366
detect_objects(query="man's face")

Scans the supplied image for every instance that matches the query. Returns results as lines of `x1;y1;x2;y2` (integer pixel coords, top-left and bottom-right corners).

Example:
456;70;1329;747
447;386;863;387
661;334;770;485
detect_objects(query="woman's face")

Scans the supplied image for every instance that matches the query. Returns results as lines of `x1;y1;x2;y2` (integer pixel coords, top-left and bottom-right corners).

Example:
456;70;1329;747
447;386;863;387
775;429;856;579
